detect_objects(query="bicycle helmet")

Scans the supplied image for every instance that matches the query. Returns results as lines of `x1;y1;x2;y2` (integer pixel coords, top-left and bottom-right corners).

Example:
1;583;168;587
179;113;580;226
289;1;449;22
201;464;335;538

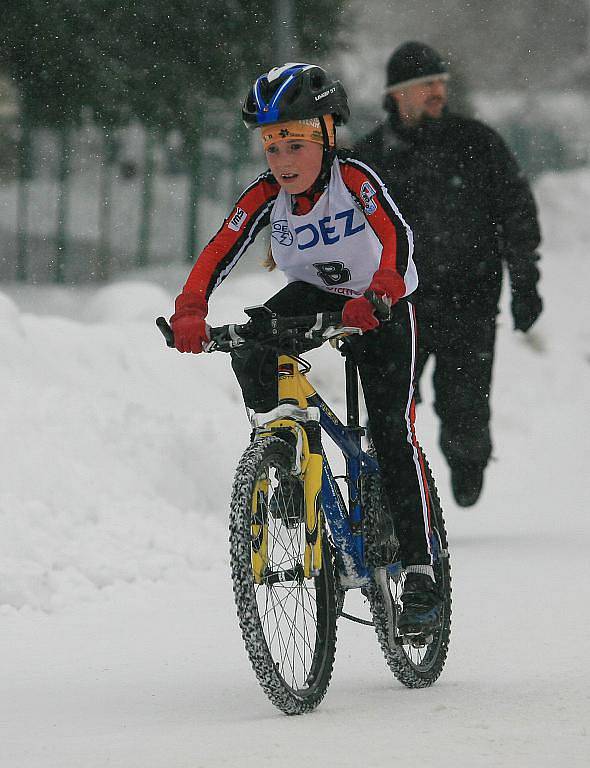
242;63;350;129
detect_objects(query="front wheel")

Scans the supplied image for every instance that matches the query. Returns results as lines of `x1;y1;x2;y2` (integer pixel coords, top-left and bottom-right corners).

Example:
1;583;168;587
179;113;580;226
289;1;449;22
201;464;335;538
367;456;451;687
229;436;337;715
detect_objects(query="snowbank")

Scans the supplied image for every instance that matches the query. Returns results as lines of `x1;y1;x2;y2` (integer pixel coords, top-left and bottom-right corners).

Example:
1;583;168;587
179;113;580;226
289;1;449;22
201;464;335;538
0;274;281;611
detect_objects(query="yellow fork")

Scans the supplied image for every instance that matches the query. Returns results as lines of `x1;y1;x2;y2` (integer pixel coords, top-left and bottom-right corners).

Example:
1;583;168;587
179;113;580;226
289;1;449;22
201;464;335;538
251;477;269;584
276;354;323;578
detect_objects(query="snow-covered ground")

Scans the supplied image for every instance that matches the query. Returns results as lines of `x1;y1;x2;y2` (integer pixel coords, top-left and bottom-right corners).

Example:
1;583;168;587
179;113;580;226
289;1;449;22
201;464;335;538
1;168;589;766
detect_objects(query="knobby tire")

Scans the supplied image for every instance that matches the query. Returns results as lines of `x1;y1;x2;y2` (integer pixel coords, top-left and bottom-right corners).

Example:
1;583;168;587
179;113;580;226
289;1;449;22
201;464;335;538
229;436;337;715
365;453;452;687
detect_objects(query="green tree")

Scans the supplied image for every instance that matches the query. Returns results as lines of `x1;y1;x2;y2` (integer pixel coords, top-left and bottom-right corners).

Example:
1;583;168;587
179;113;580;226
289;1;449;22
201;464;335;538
1;0;347;275
2;0;347;134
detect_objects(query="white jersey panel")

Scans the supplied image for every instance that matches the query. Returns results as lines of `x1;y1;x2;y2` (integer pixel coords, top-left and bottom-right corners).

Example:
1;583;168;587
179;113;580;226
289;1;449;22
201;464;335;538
270;159;383;298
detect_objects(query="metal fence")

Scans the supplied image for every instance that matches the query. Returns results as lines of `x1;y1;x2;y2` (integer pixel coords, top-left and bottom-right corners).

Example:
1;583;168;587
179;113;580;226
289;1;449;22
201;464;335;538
2;89;587;285
0;110;257;284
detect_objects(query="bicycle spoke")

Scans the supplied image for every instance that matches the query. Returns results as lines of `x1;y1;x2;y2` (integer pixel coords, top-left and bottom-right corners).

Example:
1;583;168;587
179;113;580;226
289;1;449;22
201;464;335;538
257;584;317;668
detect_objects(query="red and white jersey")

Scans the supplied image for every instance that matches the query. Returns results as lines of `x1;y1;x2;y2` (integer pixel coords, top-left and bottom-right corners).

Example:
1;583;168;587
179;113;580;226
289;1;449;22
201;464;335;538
270;157;416;297
183;153;416;301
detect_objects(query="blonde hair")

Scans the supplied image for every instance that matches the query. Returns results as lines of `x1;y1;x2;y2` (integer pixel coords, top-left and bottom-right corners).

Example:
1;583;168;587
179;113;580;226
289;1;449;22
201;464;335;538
262;244;277;271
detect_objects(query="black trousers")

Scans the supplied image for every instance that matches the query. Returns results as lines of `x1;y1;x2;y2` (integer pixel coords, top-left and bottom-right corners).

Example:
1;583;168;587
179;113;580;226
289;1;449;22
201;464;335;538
231;282;433;566
415;306;496;471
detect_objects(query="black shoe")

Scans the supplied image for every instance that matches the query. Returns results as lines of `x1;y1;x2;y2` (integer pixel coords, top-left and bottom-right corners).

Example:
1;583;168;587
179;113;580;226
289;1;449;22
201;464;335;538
451;463;484;507
397;572;442;637
269;475;304;528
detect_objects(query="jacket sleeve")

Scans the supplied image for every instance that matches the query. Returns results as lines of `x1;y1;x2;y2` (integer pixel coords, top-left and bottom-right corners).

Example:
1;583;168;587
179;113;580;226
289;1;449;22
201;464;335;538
182;173;279;301
483;126;542;293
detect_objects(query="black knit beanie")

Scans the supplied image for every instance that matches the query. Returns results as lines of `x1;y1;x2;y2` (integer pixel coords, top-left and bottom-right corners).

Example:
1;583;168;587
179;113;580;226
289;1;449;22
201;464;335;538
385;41;448;90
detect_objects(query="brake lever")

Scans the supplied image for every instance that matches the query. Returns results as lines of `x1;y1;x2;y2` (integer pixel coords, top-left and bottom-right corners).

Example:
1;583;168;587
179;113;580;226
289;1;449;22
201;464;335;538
156;316;175;347
364;290;392;321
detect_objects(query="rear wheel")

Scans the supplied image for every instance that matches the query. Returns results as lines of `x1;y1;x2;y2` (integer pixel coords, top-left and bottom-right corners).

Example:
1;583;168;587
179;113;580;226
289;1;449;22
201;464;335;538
366;457;451;687
230;436;337;714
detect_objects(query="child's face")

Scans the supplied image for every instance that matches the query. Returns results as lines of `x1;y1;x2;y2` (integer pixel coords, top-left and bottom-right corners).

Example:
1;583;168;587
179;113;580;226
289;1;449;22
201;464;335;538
265;139;323;195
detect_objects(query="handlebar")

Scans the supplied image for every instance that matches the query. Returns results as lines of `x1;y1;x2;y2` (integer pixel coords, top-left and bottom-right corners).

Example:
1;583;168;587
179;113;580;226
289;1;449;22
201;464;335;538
156;304;360;354
155;316;176;347
156;290;393;353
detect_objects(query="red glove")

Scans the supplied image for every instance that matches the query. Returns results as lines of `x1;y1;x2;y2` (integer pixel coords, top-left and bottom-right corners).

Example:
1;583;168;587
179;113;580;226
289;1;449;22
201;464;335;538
342;296;379;332
342;269;406;332
368;268;406;307
170;292;209;353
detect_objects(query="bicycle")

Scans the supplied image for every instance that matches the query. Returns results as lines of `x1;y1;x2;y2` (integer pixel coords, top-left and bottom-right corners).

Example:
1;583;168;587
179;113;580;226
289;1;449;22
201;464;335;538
157;304;451;715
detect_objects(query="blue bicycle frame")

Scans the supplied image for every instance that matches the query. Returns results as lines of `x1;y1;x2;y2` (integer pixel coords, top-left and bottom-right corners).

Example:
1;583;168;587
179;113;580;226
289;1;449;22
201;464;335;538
308;351;403;588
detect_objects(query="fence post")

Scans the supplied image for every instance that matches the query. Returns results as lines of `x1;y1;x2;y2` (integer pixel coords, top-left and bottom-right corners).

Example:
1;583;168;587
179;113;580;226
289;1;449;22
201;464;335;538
16;115;32;282
97;130;115;281
231;110;250;202
185;120;201;264
137;126;155;268
54;123;71;284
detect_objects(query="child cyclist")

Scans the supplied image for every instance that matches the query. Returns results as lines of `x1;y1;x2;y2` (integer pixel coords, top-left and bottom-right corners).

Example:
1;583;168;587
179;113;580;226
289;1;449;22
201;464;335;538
170;63;441;636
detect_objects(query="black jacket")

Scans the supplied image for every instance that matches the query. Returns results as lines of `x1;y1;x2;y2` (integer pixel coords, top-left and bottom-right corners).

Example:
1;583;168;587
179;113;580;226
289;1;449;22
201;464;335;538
354;113;542;314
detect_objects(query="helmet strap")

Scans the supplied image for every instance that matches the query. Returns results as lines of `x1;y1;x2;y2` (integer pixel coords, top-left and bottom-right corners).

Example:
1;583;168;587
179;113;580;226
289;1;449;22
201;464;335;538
317;115;336;187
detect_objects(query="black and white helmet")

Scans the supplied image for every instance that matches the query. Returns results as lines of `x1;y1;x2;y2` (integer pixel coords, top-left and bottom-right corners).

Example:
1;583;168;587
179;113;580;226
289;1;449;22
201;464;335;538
242;63;350;129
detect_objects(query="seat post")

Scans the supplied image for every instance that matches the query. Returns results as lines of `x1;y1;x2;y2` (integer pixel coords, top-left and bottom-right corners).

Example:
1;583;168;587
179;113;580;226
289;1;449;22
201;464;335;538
344;349;360;429
343;345;364;523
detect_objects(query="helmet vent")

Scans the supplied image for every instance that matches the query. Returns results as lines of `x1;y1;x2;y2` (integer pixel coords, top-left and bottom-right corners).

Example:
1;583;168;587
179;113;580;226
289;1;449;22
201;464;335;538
287;81;302;103
310;72;327;91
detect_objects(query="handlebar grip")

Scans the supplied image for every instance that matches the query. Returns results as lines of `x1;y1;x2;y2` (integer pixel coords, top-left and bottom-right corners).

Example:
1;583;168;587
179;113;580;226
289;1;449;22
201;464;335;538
156;316;175;347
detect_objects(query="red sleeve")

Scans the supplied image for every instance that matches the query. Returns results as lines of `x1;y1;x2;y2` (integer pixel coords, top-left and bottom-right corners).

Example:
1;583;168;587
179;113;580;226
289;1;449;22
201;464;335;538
183;172;280;300
339;157;413;278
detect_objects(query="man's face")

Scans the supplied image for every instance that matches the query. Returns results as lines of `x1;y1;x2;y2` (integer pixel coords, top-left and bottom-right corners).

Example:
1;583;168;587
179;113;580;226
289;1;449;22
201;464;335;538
391;78;448;125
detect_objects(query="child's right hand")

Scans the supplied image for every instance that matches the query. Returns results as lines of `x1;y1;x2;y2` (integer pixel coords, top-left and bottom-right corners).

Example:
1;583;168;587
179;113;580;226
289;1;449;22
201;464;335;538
170;292;209;353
